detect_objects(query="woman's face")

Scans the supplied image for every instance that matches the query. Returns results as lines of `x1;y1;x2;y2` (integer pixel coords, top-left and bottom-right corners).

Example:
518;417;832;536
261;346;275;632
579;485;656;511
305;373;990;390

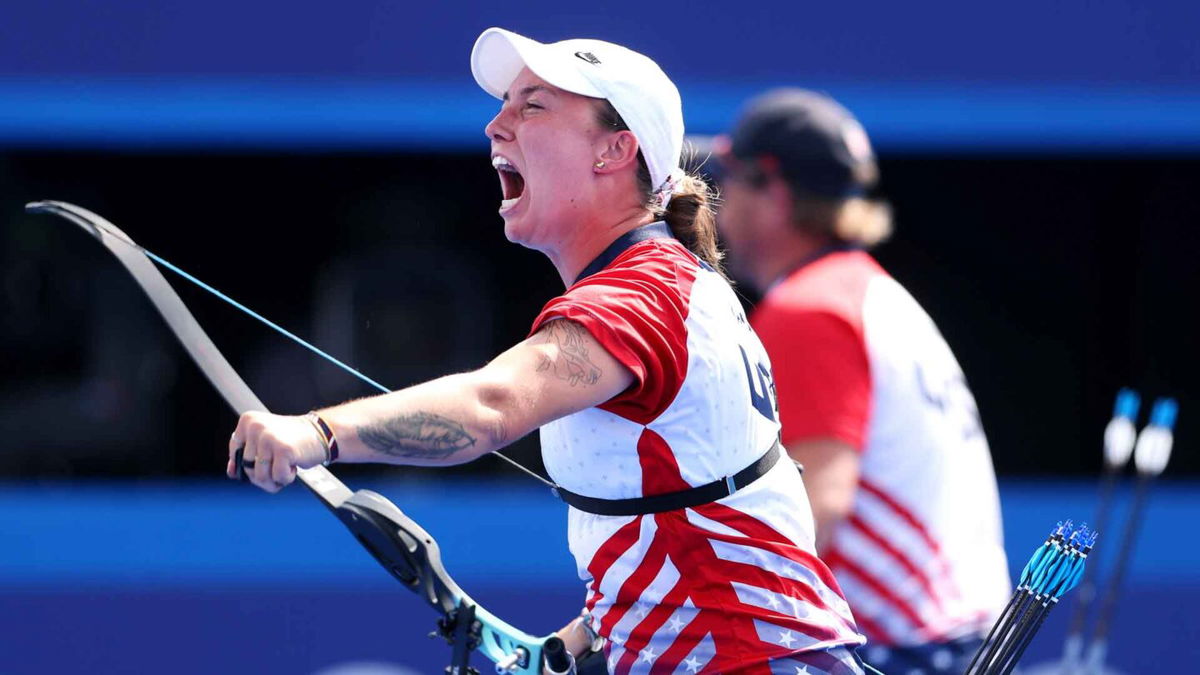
485;68;610;250
716;171;771;277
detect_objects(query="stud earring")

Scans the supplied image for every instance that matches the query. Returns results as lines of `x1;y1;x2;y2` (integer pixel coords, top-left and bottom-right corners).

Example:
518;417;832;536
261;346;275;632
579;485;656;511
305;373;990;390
594;161;606;169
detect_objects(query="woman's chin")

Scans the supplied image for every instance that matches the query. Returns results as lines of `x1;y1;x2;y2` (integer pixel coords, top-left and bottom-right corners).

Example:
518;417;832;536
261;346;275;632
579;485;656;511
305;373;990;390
502;219;521;243
500;198;539;244
502;215;533;247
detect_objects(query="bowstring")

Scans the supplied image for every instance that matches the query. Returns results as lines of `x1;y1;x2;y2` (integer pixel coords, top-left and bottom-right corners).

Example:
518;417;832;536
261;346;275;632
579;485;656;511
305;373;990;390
144;249;558;490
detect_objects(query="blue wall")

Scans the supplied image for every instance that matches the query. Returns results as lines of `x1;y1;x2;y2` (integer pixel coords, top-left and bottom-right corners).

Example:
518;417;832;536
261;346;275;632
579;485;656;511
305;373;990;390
1;479;1196;673
5;1;1196;82
1;1;1198;151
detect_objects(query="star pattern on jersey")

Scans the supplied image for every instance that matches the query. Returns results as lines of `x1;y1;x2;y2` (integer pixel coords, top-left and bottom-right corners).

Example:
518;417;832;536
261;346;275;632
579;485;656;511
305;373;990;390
931;648;954;670
608;652;619;671
866;644;890;665
794;666;811;675
641;646;658;664
778;630;797;648
684;655;703;673
668;615;687;634
633;603;650;619
766;594;782;610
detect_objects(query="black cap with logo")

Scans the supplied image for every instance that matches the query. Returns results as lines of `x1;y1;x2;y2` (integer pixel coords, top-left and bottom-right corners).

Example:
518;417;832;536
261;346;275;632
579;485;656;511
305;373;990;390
720;88;878;199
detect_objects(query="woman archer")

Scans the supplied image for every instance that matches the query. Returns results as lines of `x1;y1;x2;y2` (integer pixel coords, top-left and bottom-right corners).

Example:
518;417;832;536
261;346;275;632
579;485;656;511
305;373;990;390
229;28;867;675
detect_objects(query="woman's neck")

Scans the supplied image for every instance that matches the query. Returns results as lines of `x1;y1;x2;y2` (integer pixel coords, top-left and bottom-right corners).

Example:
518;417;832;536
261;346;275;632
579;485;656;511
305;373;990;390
546;208;657;287
753;234;840;293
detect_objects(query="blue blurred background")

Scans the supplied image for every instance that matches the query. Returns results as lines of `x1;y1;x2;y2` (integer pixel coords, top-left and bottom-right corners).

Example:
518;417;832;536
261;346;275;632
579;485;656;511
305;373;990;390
1;1;1197;673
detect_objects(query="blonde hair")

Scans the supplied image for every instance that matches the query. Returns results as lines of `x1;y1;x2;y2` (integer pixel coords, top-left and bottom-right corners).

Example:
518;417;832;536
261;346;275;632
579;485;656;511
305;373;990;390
793;193;893;249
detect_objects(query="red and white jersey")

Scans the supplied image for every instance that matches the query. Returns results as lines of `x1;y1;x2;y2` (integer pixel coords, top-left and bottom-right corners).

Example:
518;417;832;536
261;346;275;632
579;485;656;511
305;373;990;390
530;224;865;674
752;249;1010;648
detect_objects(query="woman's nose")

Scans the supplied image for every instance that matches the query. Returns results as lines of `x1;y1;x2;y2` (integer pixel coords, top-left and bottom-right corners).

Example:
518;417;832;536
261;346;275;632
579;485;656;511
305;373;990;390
485;108;514;142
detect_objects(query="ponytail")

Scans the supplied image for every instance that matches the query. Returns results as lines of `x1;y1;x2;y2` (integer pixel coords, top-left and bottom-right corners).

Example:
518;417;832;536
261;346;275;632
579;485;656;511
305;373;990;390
661;174;725;276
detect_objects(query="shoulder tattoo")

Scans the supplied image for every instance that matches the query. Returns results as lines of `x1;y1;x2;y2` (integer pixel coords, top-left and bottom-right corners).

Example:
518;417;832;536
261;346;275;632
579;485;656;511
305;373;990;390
537;320;603;387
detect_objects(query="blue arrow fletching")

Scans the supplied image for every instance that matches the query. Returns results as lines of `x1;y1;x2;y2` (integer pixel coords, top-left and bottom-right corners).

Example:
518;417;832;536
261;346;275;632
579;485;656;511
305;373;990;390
1021;544;1050;585
1150;398;1178;430
1115;388;1141;421
1059;561;1086;597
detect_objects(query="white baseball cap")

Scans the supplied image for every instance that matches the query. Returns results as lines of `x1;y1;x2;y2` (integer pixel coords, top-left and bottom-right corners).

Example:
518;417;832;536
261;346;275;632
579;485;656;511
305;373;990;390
471;27;685;203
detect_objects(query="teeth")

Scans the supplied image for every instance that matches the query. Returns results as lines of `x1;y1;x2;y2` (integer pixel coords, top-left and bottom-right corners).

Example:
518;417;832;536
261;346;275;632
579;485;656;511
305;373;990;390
492;155;513;170
500;197;520;212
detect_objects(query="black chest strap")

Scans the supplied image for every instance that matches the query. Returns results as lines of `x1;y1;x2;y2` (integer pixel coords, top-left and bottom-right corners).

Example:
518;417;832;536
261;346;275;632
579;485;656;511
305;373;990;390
552;441;785;516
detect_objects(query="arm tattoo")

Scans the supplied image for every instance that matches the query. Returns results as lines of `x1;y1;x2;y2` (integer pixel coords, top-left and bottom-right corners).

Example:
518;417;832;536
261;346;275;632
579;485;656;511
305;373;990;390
357;412;477;459
537;320;603;387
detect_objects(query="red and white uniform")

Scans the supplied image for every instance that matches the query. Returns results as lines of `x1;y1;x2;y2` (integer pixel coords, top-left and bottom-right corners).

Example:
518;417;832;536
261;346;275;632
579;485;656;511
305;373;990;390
531;226;865;674
751;249;1010;648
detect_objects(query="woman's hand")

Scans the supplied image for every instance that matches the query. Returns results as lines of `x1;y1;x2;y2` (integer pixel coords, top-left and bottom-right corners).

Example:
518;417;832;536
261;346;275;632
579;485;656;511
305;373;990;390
227;412;328;493
543;613;604;674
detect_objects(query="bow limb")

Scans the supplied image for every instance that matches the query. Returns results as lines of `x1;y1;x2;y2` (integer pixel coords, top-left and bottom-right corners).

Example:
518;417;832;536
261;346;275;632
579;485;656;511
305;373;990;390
26;200;565;674
26;200;353;508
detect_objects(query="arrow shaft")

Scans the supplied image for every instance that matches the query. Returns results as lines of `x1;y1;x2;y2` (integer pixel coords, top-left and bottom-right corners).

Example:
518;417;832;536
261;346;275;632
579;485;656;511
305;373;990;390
1090;475;1151;646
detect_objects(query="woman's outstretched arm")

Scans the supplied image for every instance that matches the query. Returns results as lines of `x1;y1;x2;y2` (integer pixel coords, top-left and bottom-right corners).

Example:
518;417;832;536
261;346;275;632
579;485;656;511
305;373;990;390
228;319;633;491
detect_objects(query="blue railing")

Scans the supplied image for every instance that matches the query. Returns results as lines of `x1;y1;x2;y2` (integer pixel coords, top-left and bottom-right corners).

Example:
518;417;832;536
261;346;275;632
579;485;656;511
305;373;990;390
1;478;1195;673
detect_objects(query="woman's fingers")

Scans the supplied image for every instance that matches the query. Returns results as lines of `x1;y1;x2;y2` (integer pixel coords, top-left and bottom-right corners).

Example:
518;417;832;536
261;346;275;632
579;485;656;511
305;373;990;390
252;449;273;486
228;412;264;480
272;451;298;487
226;411;311;492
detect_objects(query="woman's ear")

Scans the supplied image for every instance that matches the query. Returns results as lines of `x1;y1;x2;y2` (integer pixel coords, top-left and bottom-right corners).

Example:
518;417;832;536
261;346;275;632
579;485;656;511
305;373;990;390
594;130;640;174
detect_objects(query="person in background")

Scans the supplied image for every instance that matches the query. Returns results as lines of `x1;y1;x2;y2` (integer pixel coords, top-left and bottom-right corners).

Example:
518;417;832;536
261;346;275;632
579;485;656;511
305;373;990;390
706;89;1010;674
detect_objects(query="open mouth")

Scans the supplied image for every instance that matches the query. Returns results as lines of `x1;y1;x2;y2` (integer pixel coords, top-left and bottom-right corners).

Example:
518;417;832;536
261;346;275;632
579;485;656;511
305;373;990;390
492;155;525;212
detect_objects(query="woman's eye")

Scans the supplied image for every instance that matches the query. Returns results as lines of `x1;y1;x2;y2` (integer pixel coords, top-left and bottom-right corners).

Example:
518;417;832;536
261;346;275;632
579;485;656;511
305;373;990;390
525;101;543;111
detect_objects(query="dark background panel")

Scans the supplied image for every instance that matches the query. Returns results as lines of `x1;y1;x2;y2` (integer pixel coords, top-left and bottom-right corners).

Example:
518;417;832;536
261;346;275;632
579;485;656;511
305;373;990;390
1;151;1194;478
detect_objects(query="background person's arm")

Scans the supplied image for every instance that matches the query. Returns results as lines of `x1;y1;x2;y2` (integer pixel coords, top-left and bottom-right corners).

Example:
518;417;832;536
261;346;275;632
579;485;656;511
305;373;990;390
785;437;861;552
752;306;871;548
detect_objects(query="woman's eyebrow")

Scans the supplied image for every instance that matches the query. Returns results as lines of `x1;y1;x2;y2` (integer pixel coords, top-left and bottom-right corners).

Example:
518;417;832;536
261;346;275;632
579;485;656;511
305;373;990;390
502;85;556;102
